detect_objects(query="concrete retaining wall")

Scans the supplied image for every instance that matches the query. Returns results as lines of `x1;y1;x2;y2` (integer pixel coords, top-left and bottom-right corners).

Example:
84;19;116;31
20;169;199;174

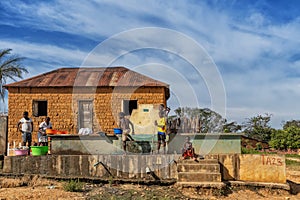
1;154;286;183
0;116;8;155
2;154;180;180
168;133;242;155
218;154;286;183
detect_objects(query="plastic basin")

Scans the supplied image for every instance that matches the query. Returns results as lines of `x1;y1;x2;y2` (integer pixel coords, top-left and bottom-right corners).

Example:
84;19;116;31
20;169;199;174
114;128;123;135
30;146;48;156
46;129;57;135
14;149;28;156
57;130;68;134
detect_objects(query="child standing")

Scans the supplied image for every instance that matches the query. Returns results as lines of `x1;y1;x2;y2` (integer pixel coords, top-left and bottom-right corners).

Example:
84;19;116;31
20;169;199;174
118;112;135;152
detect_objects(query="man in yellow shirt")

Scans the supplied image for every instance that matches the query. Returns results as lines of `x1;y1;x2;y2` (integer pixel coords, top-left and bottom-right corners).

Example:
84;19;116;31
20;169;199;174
155;111;167;154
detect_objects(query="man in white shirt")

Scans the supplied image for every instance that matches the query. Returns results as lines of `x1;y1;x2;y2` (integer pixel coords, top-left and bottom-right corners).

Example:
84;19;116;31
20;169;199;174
17;111;33;148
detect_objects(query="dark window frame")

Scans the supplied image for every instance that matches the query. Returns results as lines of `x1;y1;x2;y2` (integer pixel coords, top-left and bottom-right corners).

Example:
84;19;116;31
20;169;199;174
123;100;138;116
32;100;48;117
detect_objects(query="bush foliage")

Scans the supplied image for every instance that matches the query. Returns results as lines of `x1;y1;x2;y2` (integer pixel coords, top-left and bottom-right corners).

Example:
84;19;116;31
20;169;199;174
63;179;84;192
269;126;300;150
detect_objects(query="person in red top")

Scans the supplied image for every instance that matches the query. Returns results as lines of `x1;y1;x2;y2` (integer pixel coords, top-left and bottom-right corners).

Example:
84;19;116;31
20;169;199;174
181;136;196;160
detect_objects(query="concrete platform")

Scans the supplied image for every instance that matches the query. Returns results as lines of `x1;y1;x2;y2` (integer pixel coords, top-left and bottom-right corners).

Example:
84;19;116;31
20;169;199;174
176;181;290;191
1;154;287;184
177;163;220;173
226;181;290;191
176;181;226;188
178;172;222;182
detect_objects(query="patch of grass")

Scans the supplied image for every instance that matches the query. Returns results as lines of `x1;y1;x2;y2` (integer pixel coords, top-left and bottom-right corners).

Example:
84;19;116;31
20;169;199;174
87;186;186;200
286;159;300;171
241;148;277;155
286;159;300;166
108;176;113;187
241;148;260;154
241;148;273;154
285;154;300;159
63;179;84;192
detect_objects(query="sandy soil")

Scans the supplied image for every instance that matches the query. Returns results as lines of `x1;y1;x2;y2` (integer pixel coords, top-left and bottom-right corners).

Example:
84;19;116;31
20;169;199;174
0;169;299;200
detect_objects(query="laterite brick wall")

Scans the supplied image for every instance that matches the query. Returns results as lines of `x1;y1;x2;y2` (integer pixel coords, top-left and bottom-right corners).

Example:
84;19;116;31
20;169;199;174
7;86;167;145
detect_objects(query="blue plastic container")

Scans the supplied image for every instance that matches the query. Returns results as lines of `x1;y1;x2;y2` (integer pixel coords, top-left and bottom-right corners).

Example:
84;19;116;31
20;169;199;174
114;128;123;134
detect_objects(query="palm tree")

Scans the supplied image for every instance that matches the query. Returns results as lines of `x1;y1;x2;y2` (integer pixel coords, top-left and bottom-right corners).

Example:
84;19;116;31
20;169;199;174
0;48;28;101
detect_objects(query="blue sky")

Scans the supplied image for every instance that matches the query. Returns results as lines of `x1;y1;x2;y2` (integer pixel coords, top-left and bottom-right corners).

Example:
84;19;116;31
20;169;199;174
1;0;300;128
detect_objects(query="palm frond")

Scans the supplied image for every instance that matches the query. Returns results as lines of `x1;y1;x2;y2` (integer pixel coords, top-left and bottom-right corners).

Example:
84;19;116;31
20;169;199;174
0;56;25;68
0;49;28;101
0;49;12;58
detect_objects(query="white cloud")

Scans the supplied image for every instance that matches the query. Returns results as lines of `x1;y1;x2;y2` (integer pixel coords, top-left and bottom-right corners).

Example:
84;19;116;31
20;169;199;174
268;17;300;43
247;12;267;27
1;1;300;127
0;39;88;79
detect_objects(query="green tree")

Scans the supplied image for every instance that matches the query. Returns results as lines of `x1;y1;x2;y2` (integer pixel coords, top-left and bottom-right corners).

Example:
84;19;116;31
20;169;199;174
269;126;300;150
243;114;273;141
0;48;28;101
283;120;300;130
223;121;242;133
174;107;226;133
269;129;287;150
285;126;300;149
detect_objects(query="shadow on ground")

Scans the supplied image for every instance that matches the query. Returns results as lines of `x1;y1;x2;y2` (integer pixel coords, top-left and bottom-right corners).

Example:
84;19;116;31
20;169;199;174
287;180;300;195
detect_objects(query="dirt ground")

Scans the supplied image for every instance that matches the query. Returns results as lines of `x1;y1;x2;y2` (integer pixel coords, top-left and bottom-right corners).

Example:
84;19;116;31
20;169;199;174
0;169;299;200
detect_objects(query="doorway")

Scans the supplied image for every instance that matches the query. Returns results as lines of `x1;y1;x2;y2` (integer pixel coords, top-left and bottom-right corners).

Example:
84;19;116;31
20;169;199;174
123;100;138;115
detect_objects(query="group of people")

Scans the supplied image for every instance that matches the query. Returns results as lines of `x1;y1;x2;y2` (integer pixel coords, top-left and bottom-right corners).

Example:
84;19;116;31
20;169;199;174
118;104;197;160
118;104;170;154
18;106;197;160
17;111;52;148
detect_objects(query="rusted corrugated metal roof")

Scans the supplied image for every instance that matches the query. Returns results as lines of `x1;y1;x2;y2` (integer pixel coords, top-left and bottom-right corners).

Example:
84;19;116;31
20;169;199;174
4;67;169;88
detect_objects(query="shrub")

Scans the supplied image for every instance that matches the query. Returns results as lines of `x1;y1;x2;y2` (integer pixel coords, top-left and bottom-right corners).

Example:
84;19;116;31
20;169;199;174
63;179;84;192
256;142;262;151
241;147;260;154
269;127;300;150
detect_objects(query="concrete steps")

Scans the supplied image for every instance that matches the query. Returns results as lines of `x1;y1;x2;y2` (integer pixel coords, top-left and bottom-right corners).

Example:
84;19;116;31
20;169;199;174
177;158;222;183
178;159;219;164
176;181;226;188
178;172;221;182
177;163;220;173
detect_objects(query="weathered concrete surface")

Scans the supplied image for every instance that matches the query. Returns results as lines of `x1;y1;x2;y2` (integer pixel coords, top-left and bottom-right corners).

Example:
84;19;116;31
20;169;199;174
50;134;121;155
168;133;242;155
218;154;240;181
0;116;8;155
177;159;222;183
228;180;290;191
219;154;286;183
2;154;180;180
49;133;242;155
130;104;160;135
178;172;221;182
50;134;156;155
239;154;286;183
1;154;286;184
